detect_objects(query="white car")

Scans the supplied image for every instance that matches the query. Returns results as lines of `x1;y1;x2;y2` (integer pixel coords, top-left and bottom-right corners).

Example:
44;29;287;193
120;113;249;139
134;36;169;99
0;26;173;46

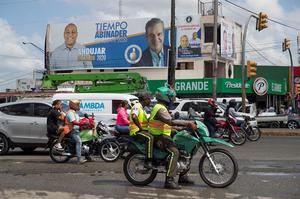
171;99;257;126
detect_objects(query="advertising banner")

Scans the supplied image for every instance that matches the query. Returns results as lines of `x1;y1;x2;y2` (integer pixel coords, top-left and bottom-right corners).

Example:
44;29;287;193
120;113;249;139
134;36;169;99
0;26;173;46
148;79;212;94
176;16;201;58
46;15;201;71
221;19;235;59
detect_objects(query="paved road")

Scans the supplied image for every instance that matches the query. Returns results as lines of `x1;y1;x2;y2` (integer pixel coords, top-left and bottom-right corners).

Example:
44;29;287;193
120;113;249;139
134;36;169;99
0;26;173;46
0;136;299;199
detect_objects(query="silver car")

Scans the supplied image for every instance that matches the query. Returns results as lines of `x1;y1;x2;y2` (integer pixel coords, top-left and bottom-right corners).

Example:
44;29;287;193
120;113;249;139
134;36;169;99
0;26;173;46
0;100;52;155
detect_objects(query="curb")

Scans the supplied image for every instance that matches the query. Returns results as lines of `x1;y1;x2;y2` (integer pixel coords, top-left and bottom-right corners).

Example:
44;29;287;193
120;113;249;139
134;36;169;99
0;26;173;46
260;128;300;136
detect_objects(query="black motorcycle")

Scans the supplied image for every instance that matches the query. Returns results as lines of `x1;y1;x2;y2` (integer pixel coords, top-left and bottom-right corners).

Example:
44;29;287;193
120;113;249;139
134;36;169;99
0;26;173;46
49;120;121;163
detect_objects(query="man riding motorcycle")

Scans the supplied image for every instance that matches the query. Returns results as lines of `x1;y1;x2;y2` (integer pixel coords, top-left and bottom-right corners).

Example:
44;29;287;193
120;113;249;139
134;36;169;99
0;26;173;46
129;92;154;169
148;86;197;189
203;98;218;137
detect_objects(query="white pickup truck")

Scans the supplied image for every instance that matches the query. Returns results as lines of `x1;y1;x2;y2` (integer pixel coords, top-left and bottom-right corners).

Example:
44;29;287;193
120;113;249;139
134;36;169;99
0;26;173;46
237;105;288;128
255;112;288;128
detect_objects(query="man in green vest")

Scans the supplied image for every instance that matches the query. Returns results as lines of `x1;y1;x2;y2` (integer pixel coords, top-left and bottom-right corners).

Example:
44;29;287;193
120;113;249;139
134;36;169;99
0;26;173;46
149;86;197;189
129;92;154;169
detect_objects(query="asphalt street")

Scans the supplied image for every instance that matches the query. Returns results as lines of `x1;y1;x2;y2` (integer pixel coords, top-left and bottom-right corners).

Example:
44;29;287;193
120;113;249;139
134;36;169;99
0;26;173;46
0;135;299;199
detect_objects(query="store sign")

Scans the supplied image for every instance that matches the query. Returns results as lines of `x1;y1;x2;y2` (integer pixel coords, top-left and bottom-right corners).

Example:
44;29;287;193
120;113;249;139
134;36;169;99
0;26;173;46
253;77;268;96
147;79;212;94
224;81;250;89
148;78;286;95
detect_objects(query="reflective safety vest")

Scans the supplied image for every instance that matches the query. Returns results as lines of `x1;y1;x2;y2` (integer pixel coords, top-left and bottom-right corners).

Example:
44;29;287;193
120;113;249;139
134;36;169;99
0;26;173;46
129;103;148;136
148;104;172;136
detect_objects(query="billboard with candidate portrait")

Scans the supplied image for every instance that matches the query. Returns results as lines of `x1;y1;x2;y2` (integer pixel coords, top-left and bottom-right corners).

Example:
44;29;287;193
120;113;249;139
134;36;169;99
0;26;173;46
176;15;201;58
221;19;235;59
45;15;201;71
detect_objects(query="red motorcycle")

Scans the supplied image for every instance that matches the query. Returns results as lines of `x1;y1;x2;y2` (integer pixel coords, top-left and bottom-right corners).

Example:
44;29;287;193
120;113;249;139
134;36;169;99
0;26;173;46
215;115;247;145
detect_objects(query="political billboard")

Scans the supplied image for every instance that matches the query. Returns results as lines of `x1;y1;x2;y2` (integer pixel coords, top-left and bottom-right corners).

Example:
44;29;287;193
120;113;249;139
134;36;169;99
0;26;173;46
176;15;201;58
45;15;201;71
221;18;235;59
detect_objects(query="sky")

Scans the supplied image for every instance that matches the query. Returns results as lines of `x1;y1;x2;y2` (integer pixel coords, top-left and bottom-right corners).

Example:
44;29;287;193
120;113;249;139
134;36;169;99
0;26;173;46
0;0;300;91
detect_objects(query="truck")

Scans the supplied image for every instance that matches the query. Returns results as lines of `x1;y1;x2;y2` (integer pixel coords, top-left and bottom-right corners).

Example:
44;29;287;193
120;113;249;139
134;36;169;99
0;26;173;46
41;72;148;93
237;104;288;128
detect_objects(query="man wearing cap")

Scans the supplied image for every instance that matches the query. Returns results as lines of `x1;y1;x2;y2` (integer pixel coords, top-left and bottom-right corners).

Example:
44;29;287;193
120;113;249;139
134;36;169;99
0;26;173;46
129;92;154;168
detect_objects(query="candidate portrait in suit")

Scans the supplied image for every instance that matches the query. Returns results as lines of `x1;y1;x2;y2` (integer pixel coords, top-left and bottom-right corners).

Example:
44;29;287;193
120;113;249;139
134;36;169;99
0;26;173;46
132;18;169;67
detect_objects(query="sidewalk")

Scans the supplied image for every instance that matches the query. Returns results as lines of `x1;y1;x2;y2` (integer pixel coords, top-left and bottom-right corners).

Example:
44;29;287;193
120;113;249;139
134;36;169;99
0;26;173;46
261;128;300;136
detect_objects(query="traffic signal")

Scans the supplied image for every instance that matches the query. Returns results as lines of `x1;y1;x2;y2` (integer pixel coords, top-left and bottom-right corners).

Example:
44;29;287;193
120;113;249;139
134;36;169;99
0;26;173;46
247;60;257;78
256;12;268;31
295;84;300;94
282;38;290;52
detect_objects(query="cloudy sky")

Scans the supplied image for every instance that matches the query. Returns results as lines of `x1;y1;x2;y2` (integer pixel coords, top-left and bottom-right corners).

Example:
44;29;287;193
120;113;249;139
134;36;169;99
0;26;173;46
0;0;299;90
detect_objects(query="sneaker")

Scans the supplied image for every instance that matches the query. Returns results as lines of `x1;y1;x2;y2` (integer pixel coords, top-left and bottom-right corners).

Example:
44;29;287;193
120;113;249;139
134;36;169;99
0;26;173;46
178;174;194;185
54;143;63;151
85;156;96;162
165;177;181;189
77;159;87;164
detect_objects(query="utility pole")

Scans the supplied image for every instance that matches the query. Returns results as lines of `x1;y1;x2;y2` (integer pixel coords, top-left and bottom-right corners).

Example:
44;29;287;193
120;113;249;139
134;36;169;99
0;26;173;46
168;0;176;88
212;0;218;100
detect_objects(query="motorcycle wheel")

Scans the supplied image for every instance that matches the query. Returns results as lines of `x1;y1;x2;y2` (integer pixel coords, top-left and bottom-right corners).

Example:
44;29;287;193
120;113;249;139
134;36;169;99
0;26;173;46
230;129;246;145
123;152;157;186
199;148;238;188
49;141;72;163
247;127;261;141
99;140;121;162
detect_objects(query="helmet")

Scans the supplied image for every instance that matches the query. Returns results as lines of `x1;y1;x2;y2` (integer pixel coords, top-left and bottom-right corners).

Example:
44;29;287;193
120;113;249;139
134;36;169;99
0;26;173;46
208;98;216;107
155;86;176;104
228;99;237;108
69;100;80;110
138;92;152;102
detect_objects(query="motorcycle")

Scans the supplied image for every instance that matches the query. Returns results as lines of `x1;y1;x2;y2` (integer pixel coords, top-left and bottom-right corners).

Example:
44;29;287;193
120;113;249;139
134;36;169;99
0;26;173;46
49;115;121;163
216;115;247;145
242;116;261;141
123;120;238;188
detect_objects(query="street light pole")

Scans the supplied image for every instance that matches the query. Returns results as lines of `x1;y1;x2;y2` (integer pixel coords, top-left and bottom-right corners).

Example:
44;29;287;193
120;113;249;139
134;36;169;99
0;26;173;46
22;42;44;53
241;15;256;112
287;48;295;110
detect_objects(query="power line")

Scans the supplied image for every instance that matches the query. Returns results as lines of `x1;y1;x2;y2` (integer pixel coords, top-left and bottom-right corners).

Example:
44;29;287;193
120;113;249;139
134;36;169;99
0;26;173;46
246;40;278;65
0;54;42;60
223;0;300;31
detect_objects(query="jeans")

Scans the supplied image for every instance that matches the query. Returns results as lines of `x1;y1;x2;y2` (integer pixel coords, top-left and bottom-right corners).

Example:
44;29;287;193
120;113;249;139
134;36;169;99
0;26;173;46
204;121;216;137
115;125;129;135
70;129;82;161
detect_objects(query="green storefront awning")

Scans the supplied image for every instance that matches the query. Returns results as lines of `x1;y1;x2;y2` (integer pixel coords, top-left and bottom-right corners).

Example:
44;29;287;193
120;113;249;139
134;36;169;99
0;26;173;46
147;78;287;95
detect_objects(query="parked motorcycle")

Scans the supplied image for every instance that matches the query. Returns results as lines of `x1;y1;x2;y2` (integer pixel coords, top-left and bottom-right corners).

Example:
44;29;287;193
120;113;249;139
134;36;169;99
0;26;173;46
49;115;120;163
215;115;247;145
123;120;238;188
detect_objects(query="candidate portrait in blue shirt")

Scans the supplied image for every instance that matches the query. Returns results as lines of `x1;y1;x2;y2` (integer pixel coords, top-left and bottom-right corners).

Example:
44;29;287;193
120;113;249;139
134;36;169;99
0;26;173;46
50;23;92;70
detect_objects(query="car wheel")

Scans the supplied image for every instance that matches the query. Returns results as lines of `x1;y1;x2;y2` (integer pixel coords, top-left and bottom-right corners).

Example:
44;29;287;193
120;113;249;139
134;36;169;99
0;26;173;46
270;121;280;128
0;134;9;155
21;147;37;153
287;120;299;129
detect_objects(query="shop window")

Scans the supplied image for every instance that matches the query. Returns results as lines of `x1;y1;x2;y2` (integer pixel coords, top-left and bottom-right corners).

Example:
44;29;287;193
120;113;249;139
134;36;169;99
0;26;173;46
176;62;194;70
